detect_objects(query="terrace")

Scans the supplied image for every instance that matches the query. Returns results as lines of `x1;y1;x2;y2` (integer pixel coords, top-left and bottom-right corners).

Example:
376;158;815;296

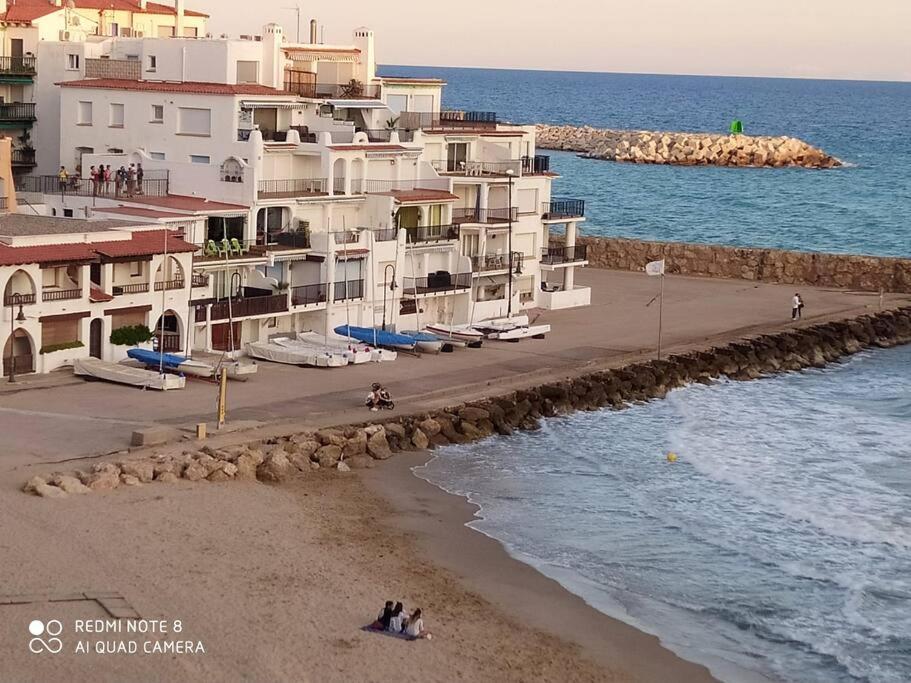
404;224;460;244
540;245;589;266
0;103;36;123
194;292;290;322
290;283;327;307
257;178;327;199
431;155;550;178
402;273;472;295
195;235;311;263
452;207;518;225
398;110;498;132
542;199;586;221
284;80;382;100
0;56;37;78
471;252;523;274
16;174;169;198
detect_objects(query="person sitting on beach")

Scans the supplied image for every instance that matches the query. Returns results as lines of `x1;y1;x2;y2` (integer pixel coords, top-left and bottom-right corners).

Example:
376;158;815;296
388;602;406;633
371;601;394;630
365;382;382;411
405;608;431;640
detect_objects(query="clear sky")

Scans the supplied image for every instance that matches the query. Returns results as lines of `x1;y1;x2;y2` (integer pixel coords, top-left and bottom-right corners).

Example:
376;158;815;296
192;0;911;82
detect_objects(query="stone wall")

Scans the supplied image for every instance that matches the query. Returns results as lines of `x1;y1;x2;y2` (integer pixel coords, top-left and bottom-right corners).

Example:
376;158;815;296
536;124;841;169
575;237;911;293
25;306;911;497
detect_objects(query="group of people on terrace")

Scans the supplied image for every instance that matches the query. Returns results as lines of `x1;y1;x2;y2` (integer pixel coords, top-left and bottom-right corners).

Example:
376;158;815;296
56;163;145;197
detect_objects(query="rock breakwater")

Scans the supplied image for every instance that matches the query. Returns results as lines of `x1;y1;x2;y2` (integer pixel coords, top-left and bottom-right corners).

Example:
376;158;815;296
24;307;911;498
536;124;841;169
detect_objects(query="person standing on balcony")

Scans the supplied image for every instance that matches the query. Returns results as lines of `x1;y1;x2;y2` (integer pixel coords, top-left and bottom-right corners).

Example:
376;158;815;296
136;163;144;195
57;166;68;193
126;164;137;197
103;165;112;195
89;166;99;196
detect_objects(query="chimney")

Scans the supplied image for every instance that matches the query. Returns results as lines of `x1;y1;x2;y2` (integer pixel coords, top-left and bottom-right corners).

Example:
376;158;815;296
139;0;147;9
175;0;185;37
309;19;317;44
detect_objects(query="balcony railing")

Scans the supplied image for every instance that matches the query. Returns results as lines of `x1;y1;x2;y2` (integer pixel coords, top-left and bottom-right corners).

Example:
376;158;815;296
0;56;37;76
431;159;522;177
11;148;36;167
398;110;497;131
521;155;551;174
42;288;82;302
357;128;415;143
16;175;169;198
0;103;36;122
403;273;472;295
285;81;382;99
334;279;365;301
208;293;289;321
291;283;327;307
471;252;523;273
257;178;327;199
113;283;150;295
0;197;6;210
542;199;586;220
369;227;398;242
541;245;588;265
4;292;36;306
333;230;360;245
405;224;460;244
352;177;451;194
452;207;518;224
191;273;209;288
154;279;185;291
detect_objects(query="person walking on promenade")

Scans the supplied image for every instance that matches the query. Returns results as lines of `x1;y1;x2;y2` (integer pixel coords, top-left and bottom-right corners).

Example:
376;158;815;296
792;293;803;320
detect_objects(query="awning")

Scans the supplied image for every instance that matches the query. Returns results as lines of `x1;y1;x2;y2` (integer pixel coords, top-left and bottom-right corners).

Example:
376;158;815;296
326;99;386;109
240;100;301;109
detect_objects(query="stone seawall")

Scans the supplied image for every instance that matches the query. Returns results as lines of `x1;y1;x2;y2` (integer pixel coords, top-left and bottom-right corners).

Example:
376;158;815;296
573;237;911;293
24;307;911;497
536;124;841;169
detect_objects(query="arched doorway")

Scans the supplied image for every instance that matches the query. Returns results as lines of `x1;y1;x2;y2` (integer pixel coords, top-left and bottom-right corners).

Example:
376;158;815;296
89;318;103;358
153;310;182;353
3;329;34;376
3;269;37;306
332;158;346;195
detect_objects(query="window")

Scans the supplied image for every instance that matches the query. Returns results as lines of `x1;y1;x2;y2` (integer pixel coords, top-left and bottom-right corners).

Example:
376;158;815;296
66;54;80;70
151;104;164;122
77;101;92;125
150;151;166;160
183;26;198;37
63;209;74;218
177;107;211;136
157;26;175;38
147;55;157;72
109;23;119;37
189;155;210;164
131;261;142;277
236;61;259;84
109;103;124;128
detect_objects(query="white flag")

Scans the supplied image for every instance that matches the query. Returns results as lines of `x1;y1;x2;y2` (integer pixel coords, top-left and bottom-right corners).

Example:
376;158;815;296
645;259;665;276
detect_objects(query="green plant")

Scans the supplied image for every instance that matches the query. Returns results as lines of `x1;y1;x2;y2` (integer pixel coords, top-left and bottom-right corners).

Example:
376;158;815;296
40;341;84;355
275;281;290;292
385;116;399;131
340;79;364;98
110;325;153;346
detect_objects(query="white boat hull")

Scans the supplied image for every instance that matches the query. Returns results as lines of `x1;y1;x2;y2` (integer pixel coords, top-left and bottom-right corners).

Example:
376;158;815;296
488;324;551;340
424;324;484;346
74;357;185;391
298;332;374;364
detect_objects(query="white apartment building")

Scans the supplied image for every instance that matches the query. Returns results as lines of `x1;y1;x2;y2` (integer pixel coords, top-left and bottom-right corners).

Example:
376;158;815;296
8;20;589;364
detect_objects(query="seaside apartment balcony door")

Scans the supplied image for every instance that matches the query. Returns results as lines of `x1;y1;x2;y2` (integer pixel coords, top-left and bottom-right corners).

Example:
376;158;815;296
447;143;468;173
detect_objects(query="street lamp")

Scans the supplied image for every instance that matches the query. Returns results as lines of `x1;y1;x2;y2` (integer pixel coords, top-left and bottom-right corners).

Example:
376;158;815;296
505;168;515;318
382;263;397;330
8;293;26;384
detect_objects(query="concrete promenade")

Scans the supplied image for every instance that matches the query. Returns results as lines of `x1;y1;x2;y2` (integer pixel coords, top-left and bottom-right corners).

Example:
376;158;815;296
1;267;908;472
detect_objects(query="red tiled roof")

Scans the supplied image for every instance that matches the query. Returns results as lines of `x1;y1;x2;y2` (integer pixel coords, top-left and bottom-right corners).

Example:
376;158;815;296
368;189;459;203
115;195;248;213
0;230;195;267
89;286;114;303
1;0;207;24
58;79;286;96
94;206;197;219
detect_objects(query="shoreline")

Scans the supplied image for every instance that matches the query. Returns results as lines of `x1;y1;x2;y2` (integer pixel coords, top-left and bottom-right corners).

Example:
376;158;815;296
363;451;721;683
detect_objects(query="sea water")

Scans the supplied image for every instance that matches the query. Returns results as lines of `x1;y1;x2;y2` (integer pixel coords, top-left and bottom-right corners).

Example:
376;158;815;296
380;66;911;257
416;346;911;683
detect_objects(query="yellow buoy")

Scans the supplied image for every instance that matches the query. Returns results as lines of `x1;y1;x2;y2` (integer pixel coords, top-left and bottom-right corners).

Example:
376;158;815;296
666;452;678;463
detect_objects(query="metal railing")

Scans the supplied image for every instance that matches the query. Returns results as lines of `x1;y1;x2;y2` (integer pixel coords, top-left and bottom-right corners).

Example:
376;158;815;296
154;279;185;291
357;128;415;143
0;103;36;121
85;58;140;80
0;56;37;75
542;199;586;220
541;245;588;265
16;175;169;198
257;178;327;198
285;81;382;99
522;155;551;174
191;273;209;288
352;177;450;194
42;288;82;302
333;230;360;245
209;293;289;321
431;159;522;177
112;283;150;295
398;110;497;131
471;252;523;273
3;292;36;306
11;148;36;167
0;197;6;210
291;283;327;306
332;176;346;194
452;207;518;224
405;224;460;243
369;227;398;242
403;273;472;294
333;279;365;301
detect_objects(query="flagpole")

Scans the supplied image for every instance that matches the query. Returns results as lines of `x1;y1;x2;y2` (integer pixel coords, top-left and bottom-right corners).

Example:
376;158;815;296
657;273;664;361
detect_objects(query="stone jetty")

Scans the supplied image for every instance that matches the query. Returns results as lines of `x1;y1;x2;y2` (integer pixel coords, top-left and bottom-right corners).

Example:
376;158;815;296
536;124;841;169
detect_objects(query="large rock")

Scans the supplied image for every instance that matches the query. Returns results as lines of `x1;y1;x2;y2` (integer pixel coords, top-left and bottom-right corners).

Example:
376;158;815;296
50;474;90;495
120;460;155;483
156;471;180;484
257;450;295;482
35;484;67;499
345;455;375;470
411;428;429;450
207;462;238;482
417;418;441;437
366;429;392;460
316;445;342;468
234;453;260;480
342;430;368;457
182;461;209;482
315;429;347;447
85;464;121;491
22;476;47;494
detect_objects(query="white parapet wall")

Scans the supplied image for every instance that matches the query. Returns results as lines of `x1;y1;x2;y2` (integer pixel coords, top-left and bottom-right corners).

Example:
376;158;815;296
539;285;591;310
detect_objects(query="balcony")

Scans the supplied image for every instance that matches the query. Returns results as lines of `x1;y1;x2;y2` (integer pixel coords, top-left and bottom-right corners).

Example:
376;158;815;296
398;110;497;132
432;159;522;177
285;81;382;99
291;283;327;307
369;227;398;242
257;178;327;199
16;174;169;198
357;128;415;143
542;199;586;220
471;252;523;274
334;279;364;301
207;293;289;321
452;207;518;224
11;148;36;168
522;155;551;174
0;103;36;123
0;56;37;77
0;197;6;210
403;273;472;295
4;292;36;306
112;283;150;295
191;273;209;288
154;279;185;291
351;178;451;195
541;245;588;266
42;288;82;302
333;230;360;245
405;224;460;244
196;236;311;263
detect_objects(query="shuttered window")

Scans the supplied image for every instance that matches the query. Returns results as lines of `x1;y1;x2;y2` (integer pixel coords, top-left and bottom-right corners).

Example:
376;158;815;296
177;107;211;136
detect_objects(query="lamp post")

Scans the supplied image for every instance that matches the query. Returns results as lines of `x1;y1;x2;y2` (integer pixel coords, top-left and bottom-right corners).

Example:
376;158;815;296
8;293;26;383
382;263;396;330
506;168;515;319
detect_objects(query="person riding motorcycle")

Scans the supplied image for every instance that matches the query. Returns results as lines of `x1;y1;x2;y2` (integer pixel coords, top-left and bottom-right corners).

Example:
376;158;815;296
365;382;393;411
